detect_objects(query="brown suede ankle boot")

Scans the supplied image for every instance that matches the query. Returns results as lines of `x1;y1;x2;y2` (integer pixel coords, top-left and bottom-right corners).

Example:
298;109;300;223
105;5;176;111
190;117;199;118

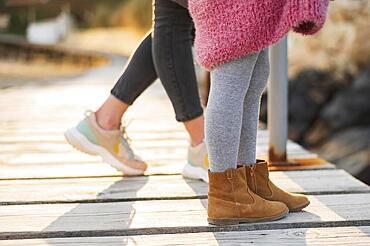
207;166;288;225
245;160;310;212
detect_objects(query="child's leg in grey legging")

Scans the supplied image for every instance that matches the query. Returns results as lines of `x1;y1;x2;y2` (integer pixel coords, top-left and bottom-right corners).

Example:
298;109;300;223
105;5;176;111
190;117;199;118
238;49;270;165
206;52;260;172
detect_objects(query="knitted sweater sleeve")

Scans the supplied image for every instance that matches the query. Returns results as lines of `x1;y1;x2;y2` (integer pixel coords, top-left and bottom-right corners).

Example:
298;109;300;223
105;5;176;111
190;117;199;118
188;0;330;70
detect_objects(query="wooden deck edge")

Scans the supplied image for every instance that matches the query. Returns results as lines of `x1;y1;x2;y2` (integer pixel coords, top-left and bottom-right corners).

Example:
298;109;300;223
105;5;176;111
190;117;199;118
2;189;370;206
0;165;338;181
1;220;370;241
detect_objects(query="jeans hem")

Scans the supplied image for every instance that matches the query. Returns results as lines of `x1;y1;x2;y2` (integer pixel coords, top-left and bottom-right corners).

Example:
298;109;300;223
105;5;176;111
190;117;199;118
176;108;204;122
110;90;134;106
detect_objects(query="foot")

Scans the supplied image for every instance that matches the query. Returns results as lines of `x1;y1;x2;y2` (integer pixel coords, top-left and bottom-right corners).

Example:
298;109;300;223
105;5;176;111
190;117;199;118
246;160;310;212
208;166;289;226
64;111;147;175
182;141;209;183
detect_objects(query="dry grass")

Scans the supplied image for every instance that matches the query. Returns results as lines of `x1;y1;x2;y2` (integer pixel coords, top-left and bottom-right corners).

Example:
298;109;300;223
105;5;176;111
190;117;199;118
0;27;144;88
109;0;152;31
288;0;370;77
0;60;88;88
61;27;144;56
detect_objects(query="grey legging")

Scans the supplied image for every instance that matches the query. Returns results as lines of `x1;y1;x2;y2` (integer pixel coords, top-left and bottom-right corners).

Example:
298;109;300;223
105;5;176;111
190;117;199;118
206;49;270;172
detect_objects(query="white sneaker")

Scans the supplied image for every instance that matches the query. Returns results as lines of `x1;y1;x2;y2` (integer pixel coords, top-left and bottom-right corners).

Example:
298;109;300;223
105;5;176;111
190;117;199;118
64;111;147;175
182;141;209;183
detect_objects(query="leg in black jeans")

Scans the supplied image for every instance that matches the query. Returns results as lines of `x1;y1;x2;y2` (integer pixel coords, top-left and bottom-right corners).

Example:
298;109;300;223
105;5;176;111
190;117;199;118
111;33;157;105
110;0;202;122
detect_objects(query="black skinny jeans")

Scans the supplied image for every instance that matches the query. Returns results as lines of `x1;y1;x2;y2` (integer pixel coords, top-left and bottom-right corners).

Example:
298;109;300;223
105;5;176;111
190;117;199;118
111;0;203;122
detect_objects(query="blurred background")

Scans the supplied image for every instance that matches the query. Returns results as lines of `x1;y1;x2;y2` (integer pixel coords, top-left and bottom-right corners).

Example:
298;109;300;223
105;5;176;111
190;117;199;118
0;0;369;184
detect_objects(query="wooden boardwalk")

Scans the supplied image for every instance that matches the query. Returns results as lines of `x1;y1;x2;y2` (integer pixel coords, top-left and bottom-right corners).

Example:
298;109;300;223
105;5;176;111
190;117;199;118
1;56;370;245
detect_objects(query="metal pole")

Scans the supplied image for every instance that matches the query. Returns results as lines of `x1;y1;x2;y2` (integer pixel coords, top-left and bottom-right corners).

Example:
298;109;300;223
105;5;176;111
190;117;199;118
268;36;288;163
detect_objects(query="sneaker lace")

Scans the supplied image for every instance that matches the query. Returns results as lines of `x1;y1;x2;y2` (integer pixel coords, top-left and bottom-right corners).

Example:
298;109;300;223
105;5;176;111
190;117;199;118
119;120;135;160
84;110;94;117
120;126;132;144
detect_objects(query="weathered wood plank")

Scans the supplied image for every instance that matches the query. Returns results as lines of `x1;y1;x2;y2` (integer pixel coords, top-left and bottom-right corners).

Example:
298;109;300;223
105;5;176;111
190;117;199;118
0;134;188;145
0;120;182;132
0;130;295;149
0;175;204;204
0;170;368;204
0;141;312;156
1;226;370;245
0;142;186;154
0;151;188;165
0;145;332;179
0;147;315;165
0;162;184;179
1;194;370;235
0;128;267;141
0;156;335;180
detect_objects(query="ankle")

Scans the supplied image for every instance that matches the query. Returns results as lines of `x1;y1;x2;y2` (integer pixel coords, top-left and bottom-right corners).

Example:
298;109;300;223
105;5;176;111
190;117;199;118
95;112;120;130
183;115;205;147
190;138;204;147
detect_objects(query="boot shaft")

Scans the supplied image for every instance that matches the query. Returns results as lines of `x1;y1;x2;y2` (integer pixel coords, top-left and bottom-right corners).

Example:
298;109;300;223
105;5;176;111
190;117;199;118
245;160;272;196
208;166;254;204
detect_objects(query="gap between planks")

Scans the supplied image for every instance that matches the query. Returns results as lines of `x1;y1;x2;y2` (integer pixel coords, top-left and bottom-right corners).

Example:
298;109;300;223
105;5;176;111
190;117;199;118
2;190;370;206
0;170;369;205
0;162;335;180
1;220;370;241
1;193;370;239
1;226;370;245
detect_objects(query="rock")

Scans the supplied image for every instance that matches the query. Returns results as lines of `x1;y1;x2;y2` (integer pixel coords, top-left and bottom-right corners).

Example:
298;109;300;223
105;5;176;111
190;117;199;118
315;126;370;184
259;69;340;143
259;92;268;123
288;0;370;76
304;120;332;146
287;69;340;143
307;68;370;144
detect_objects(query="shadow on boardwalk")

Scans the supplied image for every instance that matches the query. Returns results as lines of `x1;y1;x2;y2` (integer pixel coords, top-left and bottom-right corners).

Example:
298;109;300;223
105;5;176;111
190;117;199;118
44;176;149;245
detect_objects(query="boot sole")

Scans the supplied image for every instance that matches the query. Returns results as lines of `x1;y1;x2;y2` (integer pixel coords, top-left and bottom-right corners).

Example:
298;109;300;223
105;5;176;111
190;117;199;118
208;209;289;226
290;200;310;212
64;127;146;176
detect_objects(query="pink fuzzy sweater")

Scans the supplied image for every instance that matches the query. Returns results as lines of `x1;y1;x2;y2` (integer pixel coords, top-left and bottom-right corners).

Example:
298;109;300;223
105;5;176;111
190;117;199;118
189;0;329;70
